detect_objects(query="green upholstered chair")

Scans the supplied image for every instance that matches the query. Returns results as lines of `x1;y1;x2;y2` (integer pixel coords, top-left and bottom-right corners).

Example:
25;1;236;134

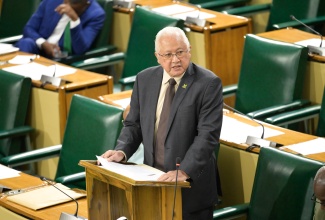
0;0;40;41
72;6;184;91
265;87;325;137
223;34;309;120
190;0;249;11
54;0;117;66
222;0;325;33
0;94;124;190
0;70;33;164
213;147;324;220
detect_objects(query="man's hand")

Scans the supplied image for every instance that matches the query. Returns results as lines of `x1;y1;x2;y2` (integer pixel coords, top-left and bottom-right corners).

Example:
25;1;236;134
98;150;125;165
41;41;61;58
55;3;78;21
157;170;189;182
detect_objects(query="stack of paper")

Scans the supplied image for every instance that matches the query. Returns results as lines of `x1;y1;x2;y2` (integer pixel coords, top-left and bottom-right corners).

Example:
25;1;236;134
7;183;86;210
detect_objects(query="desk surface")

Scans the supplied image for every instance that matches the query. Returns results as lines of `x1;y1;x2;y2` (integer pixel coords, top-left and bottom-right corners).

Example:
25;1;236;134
99;91;325;162
0;51;113;92
258;28;325;63
0;170;88;220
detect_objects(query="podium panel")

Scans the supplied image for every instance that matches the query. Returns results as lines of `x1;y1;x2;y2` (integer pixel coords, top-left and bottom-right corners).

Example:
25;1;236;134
80;161;189;220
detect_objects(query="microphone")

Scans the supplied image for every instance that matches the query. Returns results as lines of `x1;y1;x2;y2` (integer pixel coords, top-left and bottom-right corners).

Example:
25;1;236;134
172;157;182;220
40;177;85;220
223;103;278;150
290;15;325;56
29;57;63;87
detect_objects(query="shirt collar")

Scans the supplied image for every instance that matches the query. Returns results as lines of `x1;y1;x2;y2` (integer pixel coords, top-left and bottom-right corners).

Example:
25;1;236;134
162;70;185;85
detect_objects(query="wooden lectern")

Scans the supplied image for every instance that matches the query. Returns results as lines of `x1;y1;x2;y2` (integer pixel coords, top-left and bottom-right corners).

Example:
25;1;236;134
79;161;190;220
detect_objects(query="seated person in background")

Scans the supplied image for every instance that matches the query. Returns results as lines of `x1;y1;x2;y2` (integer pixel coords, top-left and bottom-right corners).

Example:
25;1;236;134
313;166;325;220
16;0;105;58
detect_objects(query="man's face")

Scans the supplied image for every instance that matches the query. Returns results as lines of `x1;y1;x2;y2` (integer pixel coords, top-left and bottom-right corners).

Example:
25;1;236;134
155;35;191;78
66;0;89;15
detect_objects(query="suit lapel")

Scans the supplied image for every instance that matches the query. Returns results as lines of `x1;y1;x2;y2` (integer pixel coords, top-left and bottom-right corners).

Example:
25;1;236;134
167;63;195;134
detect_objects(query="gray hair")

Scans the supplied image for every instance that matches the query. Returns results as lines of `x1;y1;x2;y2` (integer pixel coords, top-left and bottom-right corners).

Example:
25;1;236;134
155;27;190;52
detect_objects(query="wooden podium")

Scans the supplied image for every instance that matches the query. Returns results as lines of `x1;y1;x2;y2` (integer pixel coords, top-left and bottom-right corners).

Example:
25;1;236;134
79;161;190;220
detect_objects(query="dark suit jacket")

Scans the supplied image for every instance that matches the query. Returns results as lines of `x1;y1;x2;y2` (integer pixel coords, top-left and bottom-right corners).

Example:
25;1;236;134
18;0;104;55
115;62;223;213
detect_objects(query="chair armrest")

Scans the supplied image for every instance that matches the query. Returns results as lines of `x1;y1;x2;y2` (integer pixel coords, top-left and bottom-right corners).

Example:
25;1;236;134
54;45;117;65
213;203;249;219
198;0;248;10
71;52;126;70
0;35;22;43
222;3;271;16
264;104;321;126
55;172;86;185
273;16;325;30
222;84;238;98
0;126;34;139
0;145;62;166
247;99;311;119
119;75;136;86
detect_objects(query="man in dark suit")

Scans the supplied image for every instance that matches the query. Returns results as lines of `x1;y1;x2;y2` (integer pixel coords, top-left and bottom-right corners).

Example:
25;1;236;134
16;0;104;58
101;26;223;219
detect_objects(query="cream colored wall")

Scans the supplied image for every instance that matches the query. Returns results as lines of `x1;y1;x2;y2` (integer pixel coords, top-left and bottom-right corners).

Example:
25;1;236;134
218;144;259;208
30;88;60;179
248;0;272;33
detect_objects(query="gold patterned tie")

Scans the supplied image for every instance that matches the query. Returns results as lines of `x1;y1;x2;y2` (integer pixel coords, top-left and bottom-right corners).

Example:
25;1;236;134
154;78;176;171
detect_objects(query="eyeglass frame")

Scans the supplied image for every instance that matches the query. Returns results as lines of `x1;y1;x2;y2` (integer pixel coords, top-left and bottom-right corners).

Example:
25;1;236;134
311;193;325;205
157;50;189;60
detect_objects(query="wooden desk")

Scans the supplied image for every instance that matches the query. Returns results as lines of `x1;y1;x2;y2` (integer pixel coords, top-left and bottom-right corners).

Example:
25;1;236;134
0;52;113;178
0;167;88;220
258;28;325;105
98;91;323;208
112;1;252;88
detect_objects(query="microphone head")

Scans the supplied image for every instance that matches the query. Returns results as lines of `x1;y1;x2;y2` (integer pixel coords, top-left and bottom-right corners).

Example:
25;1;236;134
290;15;295;20
176;157;181;167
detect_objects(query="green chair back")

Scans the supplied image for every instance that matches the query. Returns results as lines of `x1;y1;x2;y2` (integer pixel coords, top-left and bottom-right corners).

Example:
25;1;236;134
0;0;41;38
316;88;325;137
55;94;124;189
0;70;32;158
267;0;325;32
248;147;323;220
121;6;184;80
89;0;114;49
235;34;308;114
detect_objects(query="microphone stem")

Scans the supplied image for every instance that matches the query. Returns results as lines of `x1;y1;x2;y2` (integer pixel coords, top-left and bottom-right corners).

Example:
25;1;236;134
40;177;78;217
172;167;179;220
223;103;265;139
290;15;323;48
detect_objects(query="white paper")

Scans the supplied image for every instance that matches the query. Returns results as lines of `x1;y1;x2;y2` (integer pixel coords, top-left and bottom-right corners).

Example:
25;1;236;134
0;165;20;179
97;156;164;181
295;38;325;48
152;4;194;15
3;62;76;80
285;137;325;155
8;55;38;65
172;10;216;20
0;43;19;55
220;114;284;144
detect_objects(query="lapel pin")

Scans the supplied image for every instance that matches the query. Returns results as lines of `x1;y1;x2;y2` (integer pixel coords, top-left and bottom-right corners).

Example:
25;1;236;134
182;84;187;89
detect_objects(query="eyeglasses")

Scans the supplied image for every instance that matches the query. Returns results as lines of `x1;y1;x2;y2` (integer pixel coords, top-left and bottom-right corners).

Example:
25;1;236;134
157;50;188;60
311;194;325;205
